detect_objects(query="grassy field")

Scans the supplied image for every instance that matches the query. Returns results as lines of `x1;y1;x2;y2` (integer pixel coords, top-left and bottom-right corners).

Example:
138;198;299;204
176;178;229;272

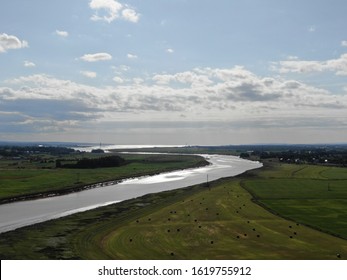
1;161;347;260
0;153;207;202
243;162;347;239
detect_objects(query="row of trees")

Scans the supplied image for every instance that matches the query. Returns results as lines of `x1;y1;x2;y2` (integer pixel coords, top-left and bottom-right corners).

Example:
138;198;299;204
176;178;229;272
56;155;126;169
251;148;347;166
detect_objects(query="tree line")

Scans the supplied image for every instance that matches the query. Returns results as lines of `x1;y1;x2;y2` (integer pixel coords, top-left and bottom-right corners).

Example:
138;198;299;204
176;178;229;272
56;155;126;169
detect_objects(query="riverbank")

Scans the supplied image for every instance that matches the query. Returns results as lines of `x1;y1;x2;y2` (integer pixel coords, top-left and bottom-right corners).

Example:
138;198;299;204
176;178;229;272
0;153;209;204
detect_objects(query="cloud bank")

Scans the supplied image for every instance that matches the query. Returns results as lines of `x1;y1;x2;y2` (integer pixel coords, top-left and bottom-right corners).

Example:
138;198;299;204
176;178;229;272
1;65;346;142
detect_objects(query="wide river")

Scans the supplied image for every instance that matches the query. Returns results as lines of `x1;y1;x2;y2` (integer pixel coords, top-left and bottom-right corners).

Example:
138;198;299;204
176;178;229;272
0;154;262;233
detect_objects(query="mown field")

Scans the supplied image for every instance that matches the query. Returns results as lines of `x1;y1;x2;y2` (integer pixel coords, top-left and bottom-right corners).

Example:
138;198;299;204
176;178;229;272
0;153;207;202
1;161;347;260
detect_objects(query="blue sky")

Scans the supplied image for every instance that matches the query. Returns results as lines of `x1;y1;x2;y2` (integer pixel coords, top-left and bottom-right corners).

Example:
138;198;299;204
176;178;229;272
1;0;347;144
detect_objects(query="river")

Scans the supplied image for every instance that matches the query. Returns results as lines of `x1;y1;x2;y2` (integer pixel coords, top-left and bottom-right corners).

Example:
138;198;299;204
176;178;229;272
0;154;262;233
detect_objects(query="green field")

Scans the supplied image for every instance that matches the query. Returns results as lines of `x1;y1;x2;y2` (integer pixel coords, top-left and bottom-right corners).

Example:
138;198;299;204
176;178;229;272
243;163;347;239
0;153;207;202
1;161;347;260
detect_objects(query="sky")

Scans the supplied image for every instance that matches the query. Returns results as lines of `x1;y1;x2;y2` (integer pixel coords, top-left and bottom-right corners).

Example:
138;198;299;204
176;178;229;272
0;0;347;145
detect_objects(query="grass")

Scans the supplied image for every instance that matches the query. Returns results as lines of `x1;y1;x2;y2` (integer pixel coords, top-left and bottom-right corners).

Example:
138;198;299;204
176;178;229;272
0;153;207;202
1;161;347;259
243;162;347;239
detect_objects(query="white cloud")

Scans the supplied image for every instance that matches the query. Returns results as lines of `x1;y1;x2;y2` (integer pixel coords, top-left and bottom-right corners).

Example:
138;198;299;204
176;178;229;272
342;41;347;47
133;78;144;84
166;48;174;53
113;76;124;83
0;33;28;53
122;8;140;23
286;55;299;60
80;52;112;62
24;61;36;68
308;25;316;32
56;30;69;37
127;53;138;59
273;53;347;76
80;71;97;78
89;0;139;23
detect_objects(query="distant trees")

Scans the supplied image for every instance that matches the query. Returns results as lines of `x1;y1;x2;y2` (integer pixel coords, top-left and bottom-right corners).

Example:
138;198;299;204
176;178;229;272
56;155;126;169
239;152;250;158
0;146;76;157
